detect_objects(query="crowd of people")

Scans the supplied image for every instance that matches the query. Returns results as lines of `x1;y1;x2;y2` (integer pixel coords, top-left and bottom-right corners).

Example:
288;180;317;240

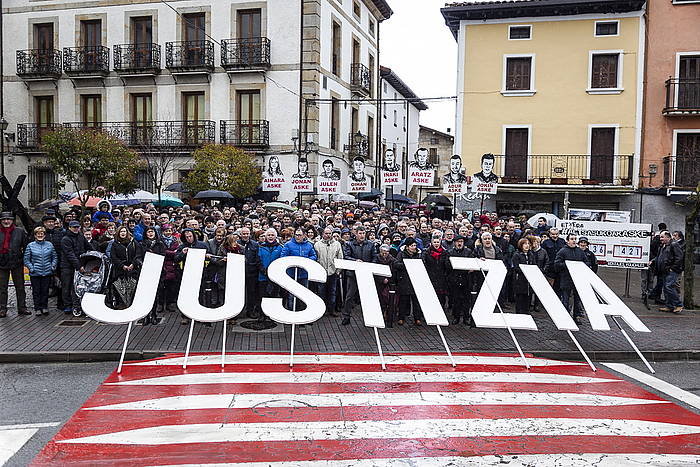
0;200;686;325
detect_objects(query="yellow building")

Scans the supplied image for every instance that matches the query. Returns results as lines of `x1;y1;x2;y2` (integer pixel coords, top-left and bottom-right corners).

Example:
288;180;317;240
442;0;646;214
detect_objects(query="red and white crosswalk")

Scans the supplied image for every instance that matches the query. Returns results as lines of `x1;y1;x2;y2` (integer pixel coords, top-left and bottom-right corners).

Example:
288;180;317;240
31;353;700;466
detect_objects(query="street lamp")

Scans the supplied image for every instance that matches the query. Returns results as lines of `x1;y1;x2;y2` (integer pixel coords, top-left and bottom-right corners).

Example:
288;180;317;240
0;117;8;177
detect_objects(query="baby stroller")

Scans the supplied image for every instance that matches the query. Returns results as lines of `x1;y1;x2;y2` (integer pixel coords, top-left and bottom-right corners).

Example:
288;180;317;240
73;251;111;317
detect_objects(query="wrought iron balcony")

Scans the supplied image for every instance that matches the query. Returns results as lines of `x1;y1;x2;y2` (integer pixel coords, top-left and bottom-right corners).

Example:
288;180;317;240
17;123;60;149
351;63;371;96
490;154;634;186
62;121;215;148
114;43;161;74
344;132;369;157
221;38;271;71
165;41;214;73
663;155;700;188
63;46;110;76
16;49;62;79
220;120;269;147
664;78;700;115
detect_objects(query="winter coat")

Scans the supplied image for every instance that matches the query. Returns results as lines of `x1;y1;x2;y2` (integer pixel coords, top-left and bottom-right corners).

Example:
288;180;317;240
653;241;684;274
132;221;148;242
474;244;504;262
0;227;28;270
374;252;396;290
44;227;65;261
543;237;566;274
161;237;181;281
314;238;343;276
110;240;144;281
60;230;91;270
447;246;472;291
423;246;450;293
512;250;535;295
554;245;588;289
23;240;58;276
392;249;421;296
174;230;208;265
258;241;283;282
532;247;549;271
343;239;378;277
280;238;317;279
238;240;262;277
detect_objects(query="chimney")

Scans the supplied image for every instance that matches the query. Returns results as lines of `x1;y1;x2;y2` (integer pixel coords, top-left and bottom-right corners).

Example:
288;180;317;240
446;128;451;134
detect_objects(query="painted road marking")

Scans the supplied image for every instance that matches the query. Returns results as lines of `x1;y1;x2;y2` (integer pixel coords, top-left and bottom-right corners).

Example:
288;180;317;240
603;363;700;410
0;423;59;466
153;453;700;467
127;354;583;367
85;391;668;411
57;418;700;445
108;371;620;386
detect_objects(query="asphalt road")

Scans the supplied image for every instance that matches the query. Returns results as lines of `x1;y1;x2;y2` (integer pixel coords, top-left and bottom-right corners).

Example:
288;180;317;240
1;360;699;466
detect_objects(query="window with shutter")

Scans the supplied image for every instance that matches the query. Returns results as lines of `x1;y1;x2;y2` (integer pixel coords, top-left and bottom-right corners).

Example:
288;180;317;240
506;57;532;90
591;53;619;88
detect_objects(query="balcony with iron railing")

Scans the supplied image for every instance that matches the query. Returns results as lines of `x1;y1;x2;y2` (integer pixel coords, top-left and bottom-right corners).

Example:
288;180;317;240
221;38;271;71
17;123;61;149
220;120;269;147
165;41;214;73
664;78;700;116
62;121;216;148
350;63;371;96
16;49;62;79
63;46;110;76
344;132;369;157
114;43;161;75
490;154;634;186
663;154;700;189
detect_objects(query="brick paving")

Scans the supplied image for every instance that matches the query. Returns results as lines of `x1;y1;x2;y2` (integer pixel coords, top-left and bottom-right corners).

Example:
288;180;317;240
0;269;698;355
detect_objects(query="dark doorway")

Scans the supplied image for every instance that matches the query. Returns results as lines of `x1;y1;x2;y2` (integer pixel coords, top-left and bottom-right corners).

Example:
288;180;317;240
504;128;528;182
590;127;615;183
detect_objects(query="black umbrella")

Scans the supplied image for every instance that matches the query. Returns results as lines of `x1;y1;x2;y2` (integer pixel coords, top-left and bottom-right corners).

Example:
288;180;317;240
165;182;190;193
194;190;234;200
422;193;453;206
385;193;416;204
357;188;383;200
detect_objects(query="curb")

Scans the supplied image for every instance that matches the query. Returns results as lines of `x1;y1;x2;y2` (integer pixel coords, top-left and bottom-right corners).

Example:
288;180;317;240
1;349;699;364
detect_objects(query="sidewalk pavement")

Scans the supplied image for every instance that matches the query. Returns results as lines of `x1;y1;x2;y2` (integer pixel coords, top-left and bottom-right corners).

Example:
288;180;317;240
0;268;698;363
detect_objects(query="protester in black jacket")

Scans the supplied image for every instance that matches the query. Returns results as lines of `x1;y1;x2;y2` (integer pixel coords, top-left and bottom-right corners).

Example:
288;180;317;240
554;234;588;323
42;214;65;309
529;235;549;312
542;228;566;282
512;238;535;314
60;220;91;314
374;244;397;327
651;231;684;313
238;227;262;318
140;226;165;324
0;212;29;317
448;235;473;325
341;226;378;325
110;226;144;310
392;238;423;326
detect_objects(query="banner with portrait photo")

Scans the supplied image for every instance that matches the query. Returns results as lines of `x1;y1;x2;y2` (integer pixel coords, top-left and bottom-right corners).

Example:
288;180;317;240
408;148;435;186
317;158;341;194
471;153;499;194
290;157;314;192
261;155;287;192
347;156;371;192
381;149;402;186
441;155;468;194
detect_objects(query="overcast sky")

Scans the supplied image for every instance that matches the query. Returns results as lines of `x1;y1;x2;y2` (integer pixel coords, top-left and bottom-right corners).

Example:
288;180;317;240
380;0;458;134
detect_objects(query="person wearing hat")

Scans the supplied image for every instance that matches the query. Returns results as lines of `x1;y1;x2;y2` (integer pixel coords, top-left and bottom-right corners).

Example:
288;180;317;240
0;212;29;317
60;220;92;314
578;236;598;274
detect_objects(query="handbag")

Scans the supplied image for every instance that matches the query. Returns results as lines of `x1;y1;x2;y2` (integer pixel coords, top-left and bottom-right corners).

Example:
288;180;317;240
113;275;137;307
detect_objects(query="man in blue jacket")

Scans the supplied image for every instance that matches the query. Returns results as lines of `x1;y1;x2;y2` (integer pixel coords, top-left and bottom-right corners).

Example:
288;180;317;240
238;227;262;318
280;228;317;311
258;228;283;318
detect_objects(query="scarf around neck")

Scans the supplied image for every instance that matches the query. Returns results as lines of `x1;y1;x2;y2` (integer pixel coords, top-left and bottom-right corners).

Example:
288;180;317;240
0;224;16;254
